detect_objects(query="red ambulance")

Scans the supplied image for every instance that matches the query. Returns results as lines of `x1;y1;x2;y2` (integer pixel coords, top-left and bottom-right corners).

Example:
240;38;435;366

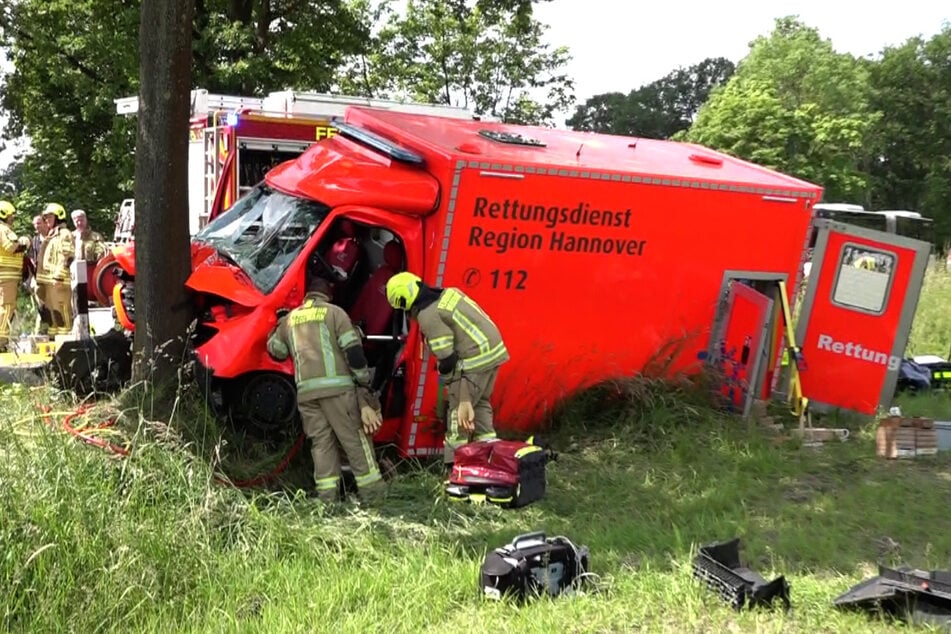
109;107;933;459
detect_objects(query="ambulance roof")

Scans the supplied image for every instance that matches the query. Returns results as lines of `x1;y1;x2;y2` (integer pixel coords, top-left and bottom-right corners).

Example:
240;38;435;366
345;107;823;196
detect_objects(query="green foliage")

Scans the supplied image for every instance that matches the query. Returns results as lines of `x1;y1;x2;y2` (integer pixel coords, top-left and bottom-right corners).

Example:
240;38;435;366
0;0;370;234
0;0;140;233
681;17;877;203
567;57;735;138
866;25;951;247
335;0;574;125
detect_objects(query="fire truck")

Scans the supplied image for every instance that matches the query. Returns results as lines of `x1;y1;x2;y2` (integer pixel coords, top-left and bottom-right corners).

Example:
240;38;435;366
93;106;933;460
91;89;490;304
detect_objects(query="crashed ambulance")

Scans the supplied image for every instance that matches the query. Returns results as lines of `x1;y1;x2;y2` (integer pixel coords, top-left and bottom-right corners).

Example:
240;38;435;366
104;107;932;459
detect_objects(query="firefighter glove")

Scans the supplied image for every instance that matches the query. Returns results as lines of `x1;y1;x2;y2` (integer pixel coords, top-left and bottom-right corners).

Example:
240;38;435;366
437;351;459;377
458;400;475;433
361;405;382;436
15;236;29;252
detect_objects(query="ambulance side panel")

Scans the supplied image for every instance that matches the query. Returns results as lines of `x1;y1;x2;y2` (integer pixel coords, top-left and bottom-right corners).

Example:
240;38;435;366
404;158;815;444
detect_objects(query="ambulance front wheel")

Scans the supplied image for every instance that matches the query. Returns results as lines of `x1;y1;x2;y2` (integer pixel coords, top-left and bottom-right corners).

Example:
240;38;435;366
223;371;299;438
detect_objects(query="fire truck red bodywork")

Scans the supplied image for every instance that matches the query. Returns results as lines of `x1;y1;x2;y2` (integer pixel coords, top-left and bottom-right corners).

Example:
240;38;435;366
107;106;933;459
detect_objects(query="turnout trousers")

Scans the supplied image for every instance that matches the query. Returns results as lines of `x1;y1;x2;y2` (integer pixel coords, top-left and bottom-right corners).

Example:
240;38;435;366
46;282;72;336
0;279;17;349
298;389;384;502
444;367;500;465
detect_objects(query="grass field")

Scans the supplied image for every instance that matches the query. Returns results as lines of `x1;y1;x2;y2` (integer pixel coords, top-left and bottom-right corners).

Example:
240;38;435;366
2;267;951;633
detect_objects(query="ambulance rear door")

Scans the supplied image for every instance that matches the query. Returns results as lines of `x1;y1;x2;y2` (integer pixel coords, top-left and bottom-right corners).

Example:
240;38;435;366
794;218;932;416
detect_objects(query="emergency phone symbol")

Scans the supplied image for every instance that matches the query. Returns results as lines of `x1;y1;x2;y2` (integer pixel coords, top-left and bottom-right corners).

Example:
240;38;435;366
463;268;481;288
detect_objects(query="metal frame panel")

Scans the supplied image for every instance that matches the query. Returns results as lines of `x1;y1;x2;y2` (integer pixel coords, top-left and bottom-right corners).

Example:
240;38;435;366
709;270;788;418
795;218;933;415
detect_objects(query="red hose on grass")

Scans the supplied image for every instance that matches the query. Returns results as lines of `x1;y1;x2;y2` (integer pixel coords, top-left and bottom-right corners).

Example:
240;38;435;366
36;402;304;488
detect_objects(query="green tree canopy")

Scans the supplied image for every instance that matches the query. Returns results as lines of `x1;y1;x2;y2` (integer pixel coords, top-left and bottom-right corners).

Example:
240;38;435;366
679;16;877;203
334;0;574;125
566;57;735;139
0;0;369;232
866;25;951;244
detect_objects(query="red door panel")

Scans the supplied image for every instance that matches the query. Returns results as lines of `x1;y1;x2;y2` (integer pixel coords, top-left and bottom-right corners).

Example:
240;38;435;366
795;220;931;415
713;282;773;415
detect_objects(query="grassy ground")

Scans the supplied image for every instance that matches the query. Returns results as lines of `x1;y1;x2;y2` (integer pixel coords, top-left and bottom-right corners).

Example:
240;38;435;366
2;270;951;633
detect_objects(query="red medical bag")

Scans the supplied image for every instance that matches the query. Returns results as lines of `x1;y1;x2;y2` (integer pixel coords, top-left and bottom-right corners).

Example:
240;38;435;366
445;438;550;508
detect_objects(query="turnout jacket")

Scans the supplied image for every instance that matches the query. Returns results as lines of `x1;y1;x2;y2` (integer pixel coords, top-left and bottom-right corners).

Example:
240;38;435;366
40;224;74;284
267;290;377;407
0;223;27;283
415;287;509;376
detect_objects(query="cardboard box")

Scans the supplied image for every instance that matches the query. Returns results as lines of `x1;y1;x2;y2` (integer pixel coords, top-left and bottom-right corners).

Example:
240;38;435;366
876;416;937;458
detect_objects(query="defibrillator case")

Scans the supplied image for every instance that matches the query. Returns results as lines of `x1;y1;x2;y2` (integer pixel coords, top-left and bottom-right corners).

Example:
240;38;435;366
480;531;590;602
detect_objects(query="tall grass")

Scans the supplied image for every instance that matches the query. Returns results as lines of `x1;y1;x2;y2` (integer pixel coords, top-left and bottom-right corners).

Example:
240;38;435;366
2;271;951;632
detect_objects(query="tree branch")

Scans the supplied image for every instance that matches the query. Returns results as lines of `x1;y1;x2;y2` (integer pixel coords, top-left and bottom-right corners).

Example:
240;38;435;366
0;14;104;83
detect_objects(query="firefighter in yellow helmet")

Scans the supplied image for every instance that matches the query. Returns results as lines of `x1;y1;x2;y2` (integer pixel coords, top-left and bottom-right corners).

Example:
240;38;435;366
386;271;509;468
40;202;75;336
0;200;32;350
266;262;387;505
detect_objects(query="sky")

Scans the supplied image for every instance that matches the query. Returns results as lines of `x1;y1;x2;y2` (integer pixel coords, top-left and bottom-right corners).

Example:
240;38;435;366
0;0;949;170
532;0;950;117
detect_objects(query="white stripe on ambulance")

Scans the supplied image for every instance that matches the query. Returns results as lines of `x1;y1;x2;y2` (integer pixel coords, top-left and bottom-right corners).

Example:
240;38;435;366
816;334;901;371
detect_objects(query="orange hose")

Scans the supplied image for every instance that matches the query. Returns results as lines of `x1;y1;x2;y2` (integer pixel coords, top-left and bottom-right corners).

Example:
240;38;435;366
36;402;304;488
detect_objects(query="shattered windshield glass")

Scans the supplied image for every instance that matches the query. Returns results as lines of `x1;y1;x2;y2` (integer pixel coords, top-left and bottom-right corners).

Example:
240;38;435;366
194;184;330;294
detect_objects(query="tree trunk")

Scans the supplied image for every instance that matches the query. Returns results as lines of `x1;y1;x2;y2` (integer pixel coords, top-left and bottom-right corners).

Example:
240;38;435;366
132;0;196;406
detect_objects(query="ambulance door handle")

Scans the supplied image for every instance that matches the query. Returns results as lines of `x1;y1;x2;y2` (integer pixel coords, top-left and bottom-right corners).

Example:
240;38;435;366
479;171;524;180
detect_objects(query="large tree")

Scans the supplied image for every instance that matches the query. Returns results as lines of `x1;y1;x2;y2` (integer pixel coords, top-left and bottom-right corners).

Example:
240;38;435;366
679;17;876;203
334;0;574;125
566;57;735;139
132;0;196;400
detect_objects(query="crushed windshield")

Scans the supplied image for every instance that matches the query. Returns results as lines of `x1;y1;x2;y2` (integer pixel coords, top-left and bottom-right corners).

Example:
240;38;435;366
194;184;331;294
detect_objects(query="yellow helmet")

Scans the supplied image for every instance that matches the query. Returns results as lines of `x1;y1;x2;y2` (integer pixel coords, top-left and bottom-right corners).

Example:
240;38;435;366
853;254;877;271
0;200;14;220
44;202;66;221
386;271;422;310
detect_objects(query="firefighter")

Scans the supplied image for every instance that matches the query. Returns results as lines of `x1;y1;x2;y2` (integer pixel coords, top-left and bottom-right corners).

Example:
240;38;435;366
385;271;509;468
853;253;879;271
266;264;387;505
40;203;75;336
70;209;107;264
30;213;53;335
0;200;32;351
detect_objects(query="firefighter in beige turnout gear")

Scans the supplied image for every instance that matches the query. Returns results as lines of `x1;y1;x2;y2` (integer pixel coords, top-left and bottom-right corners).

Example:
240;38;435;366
0;201;32;350
267;271;386;503
39;203;74;336
385;272;509;467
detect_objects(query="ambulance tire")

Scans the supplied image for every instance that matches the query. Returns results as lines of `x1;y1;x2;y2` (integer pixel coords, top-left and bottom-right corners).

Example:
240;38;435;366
223;371;299;440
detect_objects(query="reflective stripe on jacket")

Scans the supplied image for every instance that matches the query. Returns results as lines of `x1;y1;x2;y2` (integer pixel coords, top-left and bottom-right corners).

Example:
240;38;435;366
267;291;369;402
0;223;24;283
416;287;509;374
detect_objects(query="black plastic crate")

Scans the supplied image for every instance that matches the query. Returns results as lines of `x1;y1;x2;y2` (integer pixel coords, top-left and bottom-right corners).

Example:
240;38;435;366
691;537;790;611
